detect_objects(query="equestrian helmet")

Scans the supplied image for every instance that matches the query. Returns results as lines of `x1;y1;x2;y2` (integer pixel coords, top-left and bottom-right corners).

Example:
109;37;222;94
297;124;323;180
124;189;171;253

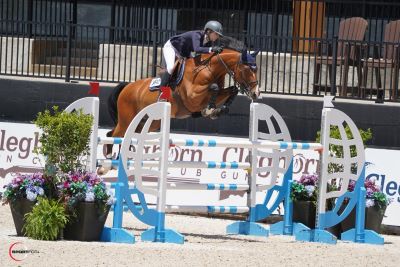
204;20;223;36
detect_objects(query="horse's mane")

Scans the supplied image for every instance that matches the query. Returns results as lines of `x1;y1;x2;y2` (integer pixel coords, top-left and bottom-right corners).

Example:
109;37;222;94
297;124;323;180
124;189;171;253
218;36;246;52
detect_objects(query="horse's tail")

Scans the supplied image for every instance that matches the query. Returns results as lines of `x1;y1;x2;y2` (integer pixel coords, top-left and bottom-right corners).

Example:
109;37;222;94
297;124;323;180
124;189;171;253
108;82;129;125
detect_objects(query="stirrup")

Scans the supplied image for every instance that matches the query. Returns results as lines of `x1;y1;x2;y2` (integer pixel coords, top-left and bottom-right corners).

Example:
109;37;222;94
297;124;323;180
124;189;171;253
158;97;168;102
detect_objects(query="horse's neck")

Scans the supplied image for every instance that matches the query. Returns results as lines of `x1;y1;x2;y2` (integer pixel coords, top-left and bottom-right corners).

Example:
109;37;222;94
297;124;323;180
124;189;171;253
178;51;239;91
211;51;239;75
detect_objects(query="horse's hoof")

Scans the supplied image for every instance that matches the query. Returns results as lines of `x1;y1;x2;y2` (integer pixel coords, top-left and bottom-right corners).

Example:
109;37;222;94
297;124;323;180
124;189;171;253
201;107;215;117
97;167;108;175
210;115;219;120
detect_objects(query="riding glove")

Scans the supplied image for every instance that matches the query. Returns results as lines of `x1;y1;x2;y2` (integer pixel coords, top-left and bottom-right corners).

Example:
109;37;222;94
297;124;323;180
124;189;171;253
211;46;223;53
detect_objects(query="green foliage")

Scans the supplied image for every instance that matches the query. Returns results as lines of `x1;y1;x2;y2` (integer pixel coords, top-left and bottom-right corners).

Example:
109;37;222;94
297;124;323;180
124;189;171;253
23;197;69;240
33;106;93;173
316;125;372;173
372;192;391;210
290;182;318;205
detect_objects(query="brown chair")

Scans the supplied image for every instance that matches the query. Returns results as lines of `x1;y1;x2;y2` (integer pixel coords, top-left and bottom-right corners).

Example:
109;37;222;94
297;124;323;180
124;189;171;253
361;20;400;100
313;17;368;96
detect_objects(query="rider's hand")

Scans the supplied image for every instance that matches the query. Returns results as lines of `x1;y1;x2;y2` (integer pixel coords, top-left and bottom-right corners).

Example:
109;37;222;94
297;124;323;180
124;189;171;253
211;46;223;53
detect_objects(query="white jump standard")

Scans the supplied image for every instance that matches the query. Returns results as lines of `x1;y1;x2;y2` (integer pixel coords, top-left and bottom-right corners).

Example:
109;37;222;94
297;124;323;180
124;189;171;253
64;96;384;245
97;101;312;244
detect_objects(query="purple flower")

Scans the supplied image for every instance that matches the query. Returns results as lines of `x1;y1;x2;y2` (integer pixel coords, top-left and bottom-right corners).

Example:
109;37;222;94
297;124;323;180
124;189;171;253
299;174;318;186
57;171;110;206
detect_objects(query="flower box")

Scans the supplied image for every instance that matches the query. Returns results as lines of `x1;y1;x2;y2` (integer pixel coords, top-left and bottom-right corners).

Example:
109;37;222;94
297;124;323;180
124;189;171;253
9;198;36;236
341;205;386;234
63;202;110;241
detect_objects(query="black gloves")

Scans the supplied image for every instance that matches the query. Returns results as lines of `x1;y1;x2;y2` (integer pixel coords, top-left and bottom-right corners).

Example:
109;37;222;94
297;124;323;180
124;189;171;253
211;46;223;53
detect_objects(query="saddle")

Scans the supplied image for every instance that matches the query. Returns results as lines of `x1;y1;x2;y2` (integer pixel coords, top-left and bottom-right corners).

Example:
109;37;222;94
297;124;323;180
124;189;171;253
149;59;186;91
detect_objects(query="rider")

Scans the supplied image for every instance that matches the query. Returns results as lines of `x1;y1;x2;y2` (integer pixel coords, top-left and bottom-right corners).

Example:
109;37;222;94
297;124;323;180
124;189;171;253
158;20;224;101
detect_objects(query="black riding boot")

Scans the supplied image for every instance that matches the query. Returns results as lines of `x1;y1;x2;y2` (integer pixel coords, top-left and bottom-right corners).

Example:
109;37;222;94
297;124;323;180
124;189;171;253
158;72;171;102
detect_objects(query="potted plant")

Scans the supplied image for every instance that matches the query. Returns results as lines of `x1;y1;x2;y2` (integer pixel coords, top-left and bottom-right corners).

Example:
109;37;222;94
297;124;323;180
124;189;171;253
58;171;113;241
341;178;391;234
33;106;94;174
32;106;110;241
291;174;342;236
291;174;318;228
1;173;48;236
23;196;69;240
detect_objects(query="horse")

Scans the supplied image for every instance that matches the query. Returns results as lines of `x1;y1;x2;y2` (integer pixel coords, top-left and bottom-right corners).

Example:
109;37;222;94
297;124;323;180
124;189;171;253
98;48;260;174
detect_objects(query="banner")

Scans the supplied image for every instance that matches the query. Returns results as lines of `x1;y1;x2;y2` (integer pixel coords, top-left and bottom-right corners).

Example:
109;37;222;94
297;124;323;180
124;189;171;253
365;148;400;226
1;122;399;226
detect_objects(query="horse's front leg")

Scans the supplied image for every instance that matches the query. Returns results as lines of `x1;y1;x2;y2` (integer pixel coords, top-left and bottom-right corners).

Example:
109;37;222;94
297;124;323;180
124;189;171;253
214;85;239;115
201;83;219;117
207;85;239;120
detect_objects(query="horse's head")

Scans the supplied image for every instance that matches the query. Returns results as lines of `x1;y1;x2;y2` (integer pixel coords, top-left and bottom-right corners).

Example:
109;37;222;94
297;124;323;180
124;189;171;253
231;50;260;100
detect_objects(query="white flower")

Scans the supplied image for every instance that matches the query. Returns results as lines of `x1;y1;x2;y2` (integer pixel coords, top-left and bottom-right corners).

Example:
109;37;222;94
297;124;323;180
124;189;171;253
36;187;44;196
366;199;375;208
106;197;115;206
85;192;95;202
304;185;315;196
26;190;37;201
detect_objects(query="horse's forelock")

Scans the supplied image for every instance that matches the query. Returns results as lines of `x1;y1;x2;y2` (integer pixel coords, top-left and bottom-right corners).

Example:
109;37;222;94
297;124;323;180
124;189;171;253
239;50;257;69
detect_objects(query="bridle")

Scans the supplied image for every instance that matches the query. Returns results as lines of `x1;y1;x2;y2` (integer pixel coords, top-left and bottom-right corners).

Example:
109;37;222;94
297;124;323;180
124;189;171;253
216;53;259;98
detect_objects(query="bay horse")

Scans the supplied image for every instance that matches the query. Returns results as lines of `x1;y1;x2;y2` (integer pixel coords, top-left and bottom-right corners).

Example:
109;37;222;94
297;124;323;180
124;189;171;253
99;48;260;174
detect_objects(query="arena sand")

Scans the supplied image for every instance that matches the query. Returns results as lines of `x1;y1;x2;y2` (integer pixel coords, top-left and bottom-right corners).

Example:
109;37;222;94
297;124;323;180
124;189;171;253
0;205;398;267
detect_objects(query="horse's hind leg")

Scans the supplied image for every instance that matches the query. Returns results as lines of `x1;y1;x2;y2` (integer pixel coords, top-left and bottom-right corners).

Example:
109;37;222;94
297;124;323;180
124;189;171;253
97;130;115;175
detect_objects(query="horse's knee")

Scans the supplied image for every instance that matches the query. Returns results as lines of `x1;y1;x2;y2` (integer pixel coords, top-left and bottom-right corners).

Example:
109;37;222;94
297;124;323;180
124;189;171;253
209;83;219;92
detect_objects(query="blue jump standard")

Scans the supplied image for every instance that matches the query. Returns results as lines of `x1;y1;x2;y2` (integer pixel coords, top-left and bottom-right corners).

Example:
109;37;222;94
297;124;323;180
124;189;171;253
295;187;384;245
268;179;310;236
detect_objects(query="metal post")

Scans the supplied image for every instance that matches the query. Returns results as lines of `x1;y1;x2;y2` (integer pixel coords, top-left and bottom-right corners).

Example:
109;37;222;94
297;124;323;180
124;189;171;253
152;1;159;77
272;0;279;53
65;20;72;82
191;0;197;30
110;0;116;43
27;0;33;38
331;37;338;95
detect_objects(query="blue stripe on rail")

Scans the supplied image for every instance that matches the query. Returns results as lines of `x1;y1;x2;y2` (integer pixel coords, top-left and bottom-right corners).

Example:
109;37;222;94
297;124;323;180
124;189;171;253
292;143;297;149
208;206;215;212
280;142;288;149
229;206;238;213
103;137;124;145
198;140;205;147
208;140;217;147
231;162;239;169
207;161;217;168
229;184;238;190
185;139;194;146
207;184;216;190
302;143;310;149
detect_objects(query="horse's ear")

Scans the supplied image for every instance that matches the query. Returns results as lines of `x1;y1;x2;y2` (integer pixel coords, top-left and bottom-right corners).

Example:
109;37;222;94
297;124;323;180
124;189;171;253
251;50;259;58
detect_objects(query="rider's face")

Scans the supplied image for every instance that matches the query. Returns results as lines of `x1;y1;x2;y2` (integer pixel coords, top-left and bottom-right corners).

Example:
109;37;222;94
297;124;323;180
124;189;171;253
208;31;220;42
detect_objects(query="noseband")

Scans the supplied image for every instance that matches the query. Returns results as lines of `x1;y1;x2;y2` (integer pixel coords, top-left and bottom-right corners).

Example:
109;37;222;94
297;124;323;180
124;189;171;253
216;53;258;97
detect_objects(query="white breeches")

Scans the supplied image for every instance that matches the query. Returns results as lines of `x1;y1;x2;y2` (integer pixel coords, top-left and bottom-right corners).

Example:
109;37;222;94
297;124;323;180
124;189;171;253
163;40;177;74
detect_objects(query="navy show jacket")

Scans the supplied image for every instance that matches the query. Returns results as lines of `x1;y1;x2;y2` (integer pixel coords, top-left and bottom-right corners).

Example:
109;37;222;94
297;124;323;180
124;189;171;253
169;30;212;58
